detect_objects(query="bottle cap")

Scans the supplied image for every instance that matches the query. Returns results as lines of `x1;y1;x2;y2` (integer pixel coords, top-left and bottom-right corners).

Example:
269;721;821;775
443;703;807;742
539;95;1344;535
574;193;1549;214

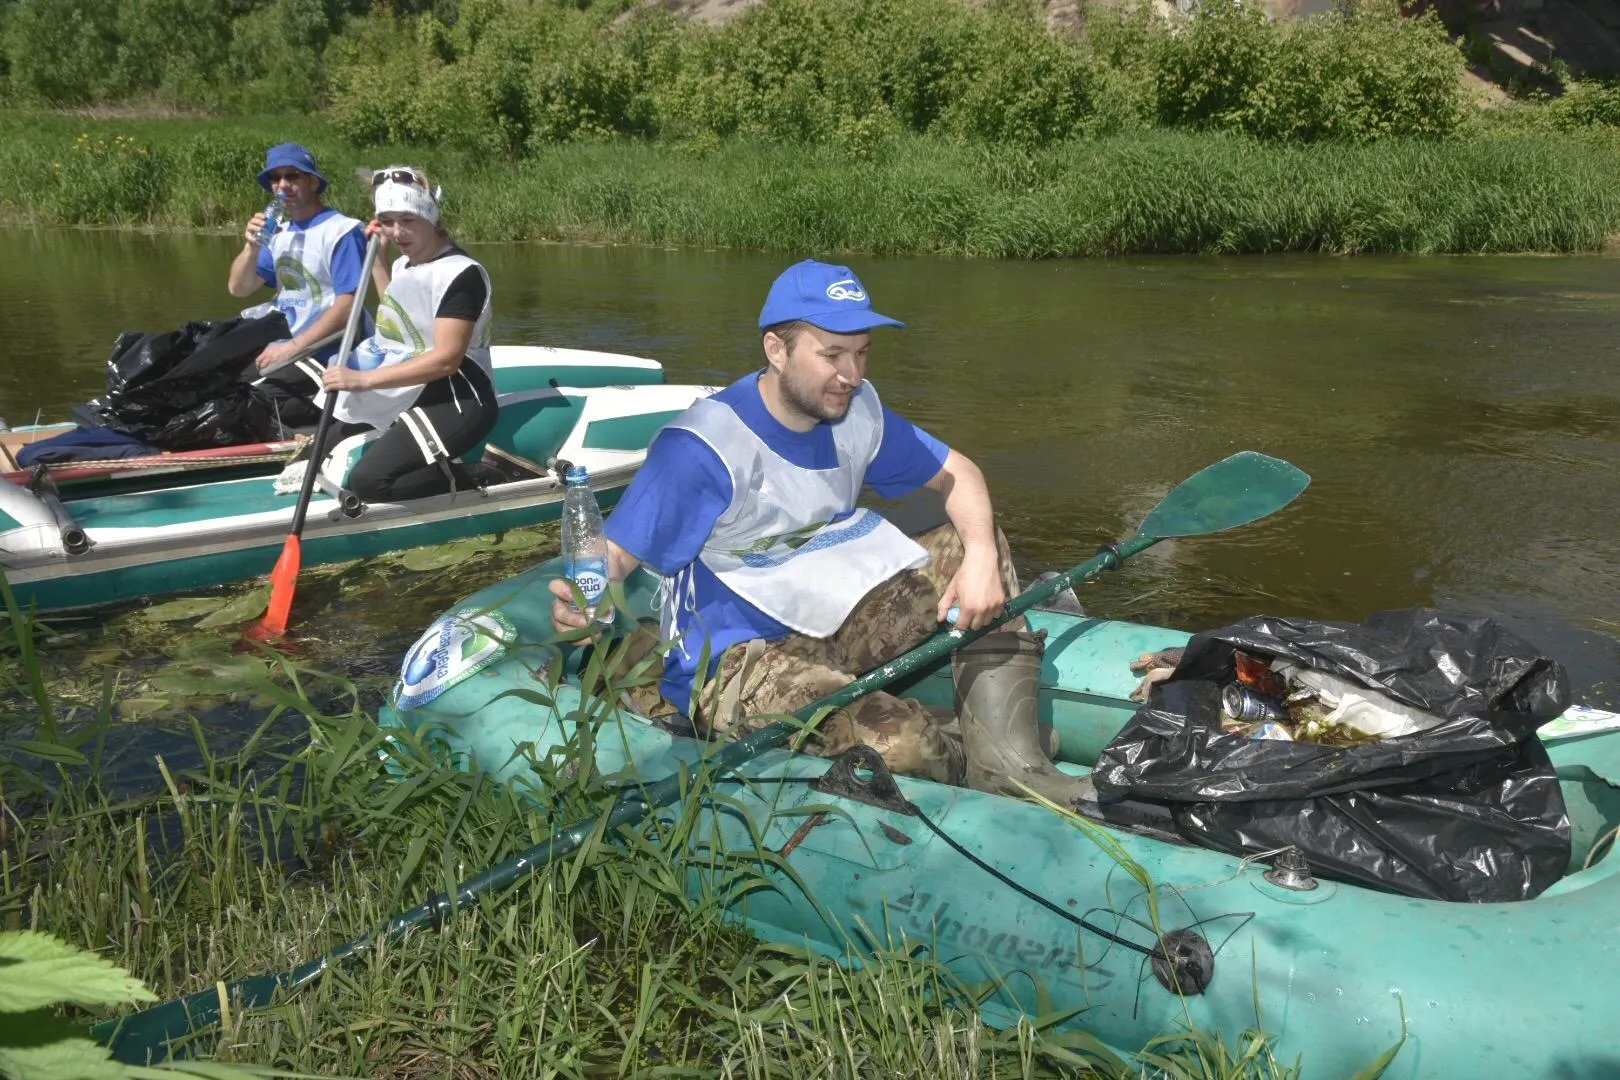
564;465;588;485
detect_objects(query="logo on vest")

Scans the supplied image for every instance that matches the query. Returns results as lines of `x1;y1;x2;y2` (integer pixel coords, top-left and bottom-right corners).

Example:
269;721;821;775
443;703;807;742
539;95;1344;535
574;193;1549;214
274;254;325;316
377;293;429;355
394;610;515;711
825;279;865;302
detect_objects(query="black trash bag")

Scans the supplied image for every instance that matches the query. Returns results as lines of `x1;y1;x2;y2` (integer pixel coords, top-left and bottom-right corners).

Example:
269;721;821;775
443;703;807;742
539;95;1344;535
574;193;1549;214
86;313;289;450
146;394;281;448
1091;609;1572;902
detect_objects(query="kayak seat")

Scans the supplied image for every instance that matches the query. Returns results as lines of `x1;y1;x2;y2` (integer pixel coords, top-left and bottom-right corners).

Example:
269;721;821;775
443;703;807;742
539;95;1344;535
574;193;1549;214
460;387;584;474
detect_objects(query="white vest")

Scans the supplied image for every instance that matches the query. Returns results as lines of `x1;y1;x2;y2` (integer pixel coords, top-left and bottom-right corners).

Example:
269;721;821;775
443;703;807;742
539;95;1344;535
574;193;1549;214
260;210;365;335
664;381;929;639
334;250;493;430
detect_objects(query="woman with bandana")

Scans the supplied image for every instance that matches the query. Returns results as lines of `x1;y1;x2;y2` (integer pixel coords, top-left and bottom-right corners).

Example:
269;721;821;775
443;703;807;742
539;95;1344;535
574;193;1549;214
319;166;498;502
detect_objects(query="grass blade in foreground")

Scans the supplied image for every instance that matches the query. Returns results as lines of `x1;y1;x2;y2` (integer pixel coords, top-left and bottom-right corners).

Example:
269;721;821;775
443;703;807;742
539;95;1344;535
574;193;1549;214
95;450;1309;1064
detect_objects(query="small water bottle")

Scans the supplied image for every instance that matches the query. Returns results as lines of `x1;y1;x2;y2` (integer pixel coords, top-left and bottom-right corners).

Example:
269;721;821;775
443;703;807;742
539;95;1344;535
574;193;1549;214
561;465;614;625
257;191;287;248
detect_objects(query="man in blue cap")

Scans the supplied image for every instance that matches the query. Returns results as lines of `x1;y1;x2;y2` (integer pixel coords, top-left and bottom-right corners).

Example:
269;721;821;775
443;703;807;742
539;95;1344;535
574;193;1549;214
226;142;369;426
548;259;1094;805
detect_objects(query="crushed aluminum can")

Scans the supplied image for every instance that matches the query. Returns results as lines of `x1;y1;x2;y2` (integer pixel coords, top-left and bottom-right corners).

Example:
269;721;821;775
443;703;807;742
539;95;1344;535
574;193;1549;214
1223;684;1291;724
1249;721;1295;741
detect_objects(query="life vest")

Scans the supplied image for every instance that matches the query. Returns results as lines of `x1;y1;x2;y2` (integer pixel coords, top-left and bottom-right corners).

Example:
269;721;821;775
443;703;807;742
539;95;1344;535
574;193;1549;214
260;209;365;336
660;381;928;643
334;250;493;430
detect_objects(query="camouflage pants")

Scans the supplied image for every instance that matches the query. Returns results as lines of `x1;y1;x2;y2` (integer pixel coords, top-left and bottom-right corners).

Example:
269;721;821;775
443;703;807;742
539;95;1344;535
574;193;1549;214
688;523;1022;786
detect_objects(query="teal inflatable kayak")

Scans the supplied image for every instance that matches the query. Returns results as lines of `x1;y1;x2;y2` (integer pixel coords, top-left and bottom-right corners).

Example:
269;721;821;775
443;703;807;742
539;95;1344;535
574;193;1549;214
381;557;1620;1077
0;348;713;612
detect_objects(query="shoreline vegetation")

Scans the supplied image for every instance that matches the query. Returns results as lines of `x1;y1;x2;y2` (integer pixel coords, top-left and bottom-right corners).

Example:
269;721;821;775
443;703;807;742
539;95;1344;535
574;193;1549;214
3;116;1618;257
0;581;1377;1079
0;0;1617;256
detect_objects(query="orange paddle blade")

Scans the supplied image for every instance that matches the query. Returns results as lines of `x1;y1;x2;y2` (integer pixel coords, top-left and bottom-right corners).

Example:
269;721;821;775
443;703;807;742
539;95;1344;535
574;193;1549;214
253;535;303;638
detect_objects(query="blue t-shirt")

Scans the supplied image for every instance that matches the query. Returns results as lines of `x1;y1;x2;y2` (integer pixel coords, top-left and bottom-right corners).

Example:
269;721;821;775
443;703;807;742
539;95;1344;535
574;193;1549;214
256;208;368;360
605;372;950;713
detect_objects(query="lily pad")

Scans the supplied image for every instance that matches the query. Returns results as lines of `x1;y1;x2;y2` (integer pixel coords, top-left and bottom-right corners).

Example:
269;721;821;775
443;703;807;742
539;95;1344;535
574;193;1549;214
195;586;272;629
140;597;224;623
395;538;493;573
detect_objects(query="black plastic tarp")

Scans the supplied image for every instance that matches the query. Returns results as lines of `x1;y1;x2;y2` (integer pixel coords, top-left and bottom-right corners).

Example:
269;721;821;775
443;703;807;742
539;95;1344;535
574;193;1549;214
84;314;289;450
1090;609;1572;902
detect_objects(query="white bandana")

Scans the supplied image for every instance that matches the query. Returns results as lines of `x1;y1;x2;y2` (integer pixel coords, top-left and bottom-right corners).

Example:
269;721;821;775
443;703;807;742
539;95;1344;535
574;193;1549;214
374;177;441;224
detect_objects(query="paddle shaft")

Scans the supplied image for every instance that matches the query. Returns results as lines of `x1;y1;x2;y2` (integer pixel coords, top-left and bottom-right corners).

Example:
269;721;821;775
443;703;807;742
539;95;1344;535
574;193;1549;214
286;233;382;538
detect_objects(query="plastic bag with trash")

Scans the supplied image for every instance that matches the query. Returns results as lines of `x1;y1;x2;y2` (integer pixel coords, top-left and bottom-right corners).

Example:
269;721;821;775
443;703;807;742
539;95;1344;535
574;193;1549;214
1092;608;1572;902
84;313;289;449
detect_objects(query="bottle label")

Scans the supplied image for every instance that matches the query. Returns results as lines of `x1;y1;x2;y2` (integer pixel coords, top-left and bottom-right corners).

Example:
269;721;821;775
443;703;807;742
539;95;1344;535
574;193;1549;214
565;558;612;622
572;568;607;606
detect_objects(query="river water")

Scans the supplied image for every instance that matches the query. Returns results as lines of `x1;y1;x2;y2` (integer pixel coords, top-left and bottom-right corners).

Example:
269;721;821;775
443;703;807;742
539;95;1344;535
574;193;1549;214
2;227;1618;707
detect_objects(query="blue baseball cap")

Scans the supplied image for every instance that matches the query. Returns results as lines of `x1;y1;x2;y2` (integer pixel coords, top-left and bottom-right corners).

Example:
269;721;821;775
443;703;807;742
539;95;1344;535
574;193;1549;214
758;260;906;334
257;143;328;194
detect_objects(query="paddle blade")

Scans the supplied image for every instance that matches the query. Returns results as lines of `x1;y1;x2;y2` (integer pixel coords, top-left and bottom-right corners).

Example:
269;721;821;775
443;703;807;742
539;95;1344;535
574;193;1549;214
1138;451;1309;540
253;536;302;638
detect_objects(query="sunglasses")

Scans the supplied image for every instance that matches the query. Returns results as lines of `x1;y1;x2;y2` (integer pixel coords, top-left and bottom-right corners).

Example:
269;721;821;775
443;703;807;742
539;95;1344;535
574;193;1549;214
265;169;307;185
372;168;428;189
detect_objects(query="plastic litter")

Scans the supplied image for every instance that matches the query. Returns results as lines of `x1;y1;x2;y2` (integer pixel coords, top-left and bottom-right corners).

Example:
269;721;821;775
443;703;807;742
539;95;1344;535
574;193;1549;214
1092;608;1572;902
84;314;289;450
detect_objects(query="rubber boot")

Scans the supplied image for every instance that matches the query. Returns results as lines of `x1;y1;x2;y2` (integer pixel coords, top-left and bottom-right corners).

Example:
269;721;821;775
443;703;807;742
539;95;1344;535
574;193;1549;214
954;628;1097;808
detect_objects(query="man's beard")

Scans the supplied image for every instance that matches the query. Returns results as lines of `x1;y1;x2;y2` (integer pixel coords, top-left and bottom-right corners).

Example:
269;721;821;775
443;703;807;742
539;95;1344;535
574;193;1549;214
779;363;850;424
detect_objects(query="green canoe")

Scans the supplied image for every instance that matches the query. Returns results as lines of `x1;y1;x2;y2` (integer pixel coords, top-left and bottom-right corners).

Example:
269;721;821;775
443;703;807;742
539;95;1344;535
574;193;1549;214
378;557;1620;1077
0;347;714;612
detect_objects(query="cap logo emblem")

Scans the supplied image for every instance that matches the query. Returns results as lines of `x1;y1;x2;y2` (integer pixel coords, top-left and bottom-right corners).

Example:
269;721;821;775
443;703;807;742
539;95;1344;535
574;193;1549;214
825;279;865;302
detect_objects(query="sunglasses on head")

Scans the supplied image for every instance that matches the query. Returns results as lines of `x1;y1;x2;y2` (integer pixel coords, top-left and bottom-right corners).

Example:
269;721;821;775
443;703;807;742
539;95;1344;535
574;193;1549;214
372;168;428;189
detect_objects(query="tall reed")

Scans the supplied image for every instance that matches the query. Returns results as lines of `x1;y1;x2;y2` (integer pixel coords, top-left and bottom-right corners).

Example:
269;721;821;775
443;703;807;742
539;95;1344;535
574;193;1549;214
2;114;1617;256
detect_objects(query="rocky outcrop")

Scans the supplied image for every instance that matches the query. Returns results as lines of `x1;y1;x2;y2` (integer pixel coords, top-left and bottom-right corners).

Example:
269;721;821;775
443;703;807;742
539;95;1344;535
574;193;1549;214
1431;0;1620;84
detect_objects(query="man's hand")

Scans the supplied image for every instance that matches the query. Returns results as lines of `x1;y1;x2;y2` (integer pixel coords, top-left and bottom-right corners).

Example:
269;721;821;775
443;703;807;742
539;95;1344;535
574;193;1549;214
243;212;267;247
549;577;602;641
937;547;1007;631
254;339;302;373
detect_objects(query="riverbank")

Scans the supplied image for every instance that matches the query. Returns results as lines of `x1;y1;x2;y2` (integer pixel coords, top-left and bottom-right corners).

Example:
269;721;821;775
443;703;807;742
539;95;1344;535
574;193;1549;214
2;601;1343;1079
3;112;1618;257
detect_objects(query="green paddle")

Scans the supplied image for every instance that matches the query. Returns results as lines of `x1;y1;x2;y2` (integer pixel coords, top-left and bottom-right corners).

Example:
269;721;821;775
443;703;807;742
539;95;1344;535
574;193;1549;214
96;450;1308;1064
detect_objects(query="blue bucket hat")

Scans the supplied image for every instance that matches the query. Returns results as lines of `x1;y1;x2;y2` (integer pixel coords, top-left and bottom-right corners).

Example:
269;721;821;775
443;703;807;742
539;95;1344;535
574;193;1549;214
257;143;328;194
758;260;905;334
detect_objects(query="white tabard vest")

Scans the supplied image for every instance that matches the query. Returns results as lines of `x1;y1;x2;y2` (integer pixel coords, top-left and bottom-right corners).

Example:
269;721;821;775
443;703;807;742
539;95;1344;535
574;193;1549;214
663;381;929;641
334;250;493;430
257;210;365;335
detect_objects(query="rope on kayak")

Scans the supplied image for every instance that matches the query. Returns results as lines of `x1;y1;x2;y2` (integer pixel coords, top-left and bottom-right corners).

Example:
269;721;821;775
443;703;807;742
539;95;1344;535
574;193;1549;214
722;772;1167;962
1586;823;1620;870
909;809;1167;959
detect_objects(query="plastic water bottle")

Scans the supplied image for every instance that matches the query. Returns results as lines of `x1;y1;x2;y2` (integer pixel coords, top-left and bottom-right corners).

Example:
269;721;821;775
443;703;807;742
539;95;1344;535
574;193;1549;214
257;191;287;248
561;465;614;625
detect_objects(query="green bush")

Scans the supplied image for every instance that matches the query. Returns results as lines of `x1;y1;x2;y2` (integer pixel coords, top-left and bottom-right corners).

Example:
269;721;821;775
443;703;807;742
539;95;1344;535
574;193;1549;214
1;0;123;104
1155;0;1463;141
1552;79;1620;128
2;0;1477;147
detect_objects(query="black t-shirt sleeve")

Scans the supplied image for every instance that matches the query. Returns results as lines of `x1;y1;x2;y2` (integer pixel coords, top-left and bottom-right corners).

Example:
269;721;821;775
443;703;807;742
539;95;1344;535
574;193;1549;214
435;265;487;321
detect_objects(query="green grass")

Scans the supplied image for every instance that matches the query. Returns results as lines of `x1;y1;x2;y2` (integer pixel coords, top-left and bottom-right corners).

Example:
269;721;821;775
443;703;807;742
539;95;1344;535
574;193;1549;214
2;110;1618;256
